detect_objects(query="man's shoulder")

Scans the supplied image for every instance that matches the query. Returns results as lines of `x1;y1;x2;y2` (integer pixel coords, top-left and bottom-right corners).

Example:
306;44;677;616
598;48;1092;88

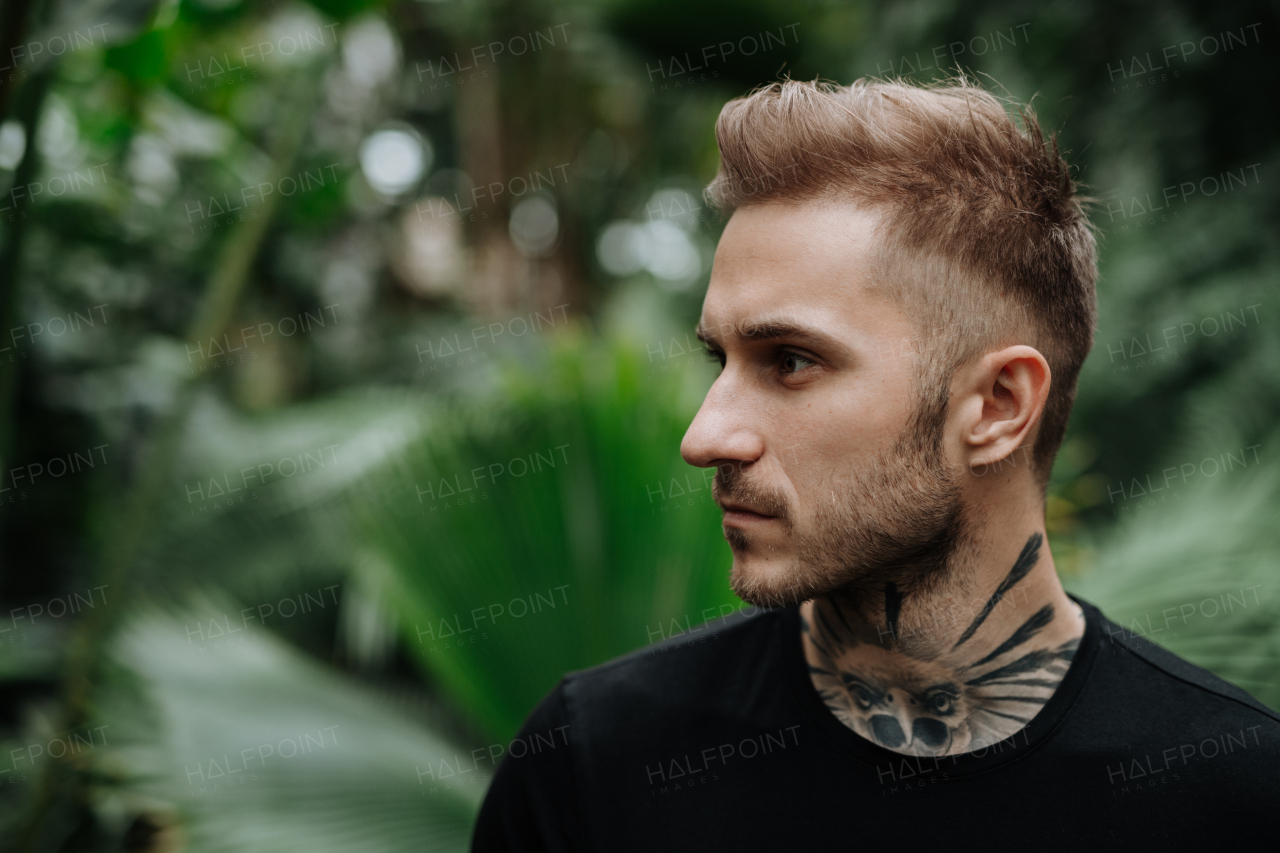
1090;602;1280;729
560;605;787;720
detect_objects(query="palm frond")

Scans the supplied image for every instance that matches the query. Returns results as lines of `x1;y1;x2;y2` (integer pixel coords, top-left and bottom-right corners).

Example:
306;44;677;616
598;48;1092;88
1066;437;1280;710
92;597;479;853
352;326;740;741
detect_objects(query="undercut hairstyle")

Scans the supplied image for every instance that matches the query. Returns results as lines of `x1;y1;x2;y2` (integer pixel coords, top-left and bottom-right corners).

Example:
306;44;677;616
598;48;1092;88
706;77;1099;488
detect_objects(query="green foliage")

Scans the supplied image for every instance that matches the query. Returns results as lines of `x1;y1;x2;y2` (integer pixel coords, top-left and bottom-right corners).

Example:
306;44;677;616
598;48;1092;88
353;325;737;741
302;0;386;24
95;598;479;853
2;0;1278;846
1066;434;1280;710
103;28;169;86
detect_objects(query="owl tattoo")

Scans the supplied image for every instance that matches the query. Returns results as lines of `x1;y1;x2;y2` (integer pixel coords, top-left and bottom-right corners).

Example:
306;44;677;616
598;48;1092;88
803;533;1080;755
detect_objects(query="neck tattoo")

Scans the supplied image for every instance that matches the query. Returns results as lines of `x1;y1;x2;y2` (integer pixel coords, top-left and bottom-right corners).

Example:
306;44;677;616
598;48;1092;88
801;532;1083;757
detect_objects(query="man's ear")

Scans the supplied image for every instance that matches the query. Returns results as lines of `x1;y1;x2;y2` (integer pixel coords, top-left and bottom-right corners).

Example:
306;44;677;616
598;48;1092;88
956;345;1051;470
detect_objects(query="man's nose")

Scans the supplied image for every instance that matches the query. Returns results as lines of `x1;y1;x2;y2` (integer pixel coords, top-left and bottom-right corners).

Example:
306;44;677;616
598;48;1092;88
680;377;764;469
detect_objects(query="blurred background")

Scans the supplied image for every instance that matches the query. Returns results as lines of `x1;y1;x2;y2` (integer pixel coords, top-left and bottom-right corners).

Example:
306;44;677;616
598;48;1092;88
0;0;1277;849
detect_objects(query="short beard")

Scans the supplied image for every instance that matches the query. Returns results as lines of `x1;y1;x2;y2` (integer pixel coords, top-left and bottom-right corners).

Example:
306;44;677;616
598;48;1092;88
719;383;970;612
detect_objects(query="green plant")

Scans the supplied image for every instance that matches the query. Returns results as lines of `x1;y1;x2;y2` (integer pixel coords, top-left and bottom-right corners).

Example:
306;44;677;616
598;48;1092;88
1065;437;1280;710
90;598;481;853
353;325;740;742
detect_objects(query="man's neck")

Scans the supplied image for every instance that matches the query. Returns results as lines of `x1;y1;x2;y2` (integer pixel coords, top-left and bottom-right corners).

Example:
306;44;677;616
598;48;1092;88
799;528;1084;757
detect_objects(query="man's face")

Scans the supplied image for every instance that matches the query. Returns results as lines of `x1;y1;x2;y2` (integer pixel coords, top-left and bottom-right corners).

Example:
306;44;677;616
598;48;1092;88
680;202;967;609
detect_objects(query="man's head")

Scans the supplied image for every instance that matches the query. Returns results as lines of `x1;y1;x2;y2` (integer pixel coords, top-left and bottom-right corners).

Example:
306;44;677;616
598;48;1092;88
680;78;1098;609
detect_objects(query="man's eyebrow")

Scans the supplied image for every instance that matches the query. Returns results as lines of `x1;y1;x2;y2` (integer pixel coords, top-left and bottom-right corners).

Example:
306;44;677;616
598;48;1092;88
695;319;843;350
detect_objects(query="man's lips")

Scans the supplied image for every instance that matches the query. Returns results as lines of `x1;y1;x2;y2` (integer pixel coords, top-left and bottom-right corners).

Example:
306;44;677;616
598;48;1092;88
719;501;777;523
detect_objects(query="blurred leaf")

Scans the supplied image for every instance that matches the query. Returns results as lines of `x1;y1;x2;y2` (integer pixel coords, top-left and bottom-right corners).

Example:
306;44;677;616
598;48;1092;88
132;389;430;649
98;597;479;853
1066;431;1280;710
353;324;738;741
103;28;168;86
303;0;385;24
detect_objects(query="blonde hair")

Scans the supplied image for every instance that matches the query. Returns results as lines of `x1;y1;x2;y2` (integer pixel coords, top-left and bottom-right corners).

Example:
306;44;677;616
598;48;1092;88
707;77;1098;485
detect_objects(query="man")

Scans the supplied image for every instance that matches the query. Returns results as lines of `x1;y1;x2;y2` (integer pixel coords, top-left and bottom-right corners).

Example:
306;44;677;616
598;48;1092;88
472;78;1279;850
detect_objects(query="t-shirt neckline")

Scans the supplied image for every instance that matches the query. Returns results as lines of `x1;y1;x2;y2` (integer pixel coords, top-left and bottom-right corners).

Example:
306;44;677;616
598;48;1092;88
778;592;1102;777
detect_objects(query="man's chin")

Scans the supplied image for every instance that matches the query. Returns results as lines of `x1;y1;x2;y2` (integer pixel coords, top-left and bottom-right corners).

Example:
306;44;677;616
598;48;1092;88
728;554;825;609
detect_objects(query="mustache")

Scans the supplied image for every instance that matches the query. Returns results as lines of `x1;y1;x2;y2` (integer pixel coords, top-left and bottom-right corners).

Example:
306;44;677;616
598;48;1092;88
713;464;792;524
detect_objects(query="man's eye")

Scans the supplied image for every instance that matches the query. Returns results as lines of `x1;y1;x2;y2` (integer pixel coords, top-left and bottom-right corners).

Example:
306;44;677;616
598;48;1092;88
702;347;725;368
780;351;816;375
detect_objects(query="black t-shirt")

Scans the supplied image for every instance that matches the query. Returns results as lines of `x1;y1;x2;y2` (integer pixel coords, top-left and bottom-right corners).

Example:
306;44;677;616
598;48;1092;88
471;595;1279;851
